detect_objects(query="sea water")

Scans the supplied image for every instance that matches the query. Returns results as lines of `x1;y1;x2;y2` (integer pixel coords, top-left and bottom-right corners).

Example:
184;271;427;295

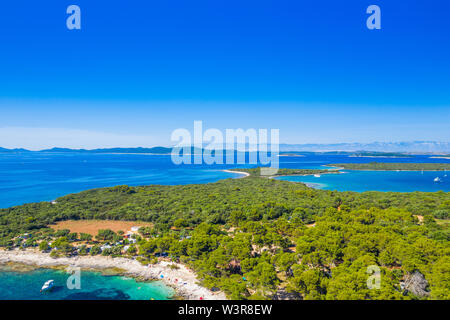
0;152;449;208
0;152;248;208
0;264;174;300
276;170;450;192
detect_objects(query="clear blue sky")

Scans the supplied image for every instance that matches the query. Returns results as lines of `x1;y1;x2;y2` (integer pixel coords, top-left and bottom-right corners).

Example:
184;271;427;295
0;0;449;149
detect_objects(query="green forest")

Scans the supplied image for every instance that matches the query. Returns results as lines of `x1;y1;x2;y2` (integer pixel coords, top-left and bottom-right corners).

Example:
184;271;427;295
0;172;449;300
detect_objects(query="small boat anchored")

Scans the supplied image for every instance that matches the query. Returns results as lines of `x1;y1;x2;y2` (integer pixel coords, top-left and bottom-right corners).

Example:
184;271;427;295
41;280;54;292
313;174;321;178
433;177;442;183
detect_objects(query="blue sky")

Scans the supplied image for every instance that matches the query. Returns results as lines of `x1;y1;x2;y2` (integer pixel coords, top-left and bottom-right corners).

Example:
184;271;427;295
0;0;449;149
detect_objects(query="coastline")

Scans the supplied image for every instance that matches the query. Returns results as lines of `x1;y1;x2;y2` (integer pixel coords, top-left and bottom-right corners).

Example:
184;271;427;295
268;170;341;179
348;156;411;158
323;165;449;171
0;249;226;300
222;169;251;178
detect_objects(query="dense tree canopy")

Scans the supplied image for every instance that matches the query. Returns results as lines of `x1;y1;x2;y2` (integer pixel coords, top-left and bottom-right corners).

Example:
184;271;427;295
0;175;448;299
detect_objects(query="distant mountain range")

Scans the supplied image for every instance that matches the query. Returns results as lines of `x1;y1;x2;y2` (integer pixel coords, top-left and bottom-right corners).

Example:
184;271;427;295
0;141;449;154
279;141;450;153
0;146;210;154
0;147;173;154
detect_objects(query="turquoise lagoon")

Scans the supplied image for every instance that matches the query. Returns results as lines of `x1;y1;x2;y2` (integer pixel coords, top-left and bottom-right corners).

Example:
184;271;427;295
0;265;174;300
276;170;450;192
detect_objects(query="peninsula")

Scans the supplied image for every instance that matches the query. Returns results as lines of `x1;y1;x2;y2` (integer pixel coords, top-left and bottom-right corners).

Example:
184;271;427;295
0;174;448;300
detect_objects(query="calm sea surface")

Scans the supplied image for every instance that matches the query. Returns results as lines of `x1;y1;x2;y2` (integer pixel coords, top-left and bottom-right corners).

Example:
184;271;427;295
0;265;174;300
276;169;450;192
0;152;449;208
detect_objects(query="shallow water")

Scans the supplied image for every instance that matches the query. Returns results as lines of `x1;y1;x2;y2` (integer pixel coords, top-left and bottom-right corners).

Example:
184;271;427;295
276;170;450;192
0;265;174;300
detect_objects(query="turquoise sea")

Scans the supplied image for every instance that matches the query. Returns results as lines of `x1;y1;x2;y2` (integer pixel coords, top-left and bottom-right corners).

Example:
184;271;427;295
0;152;449;299
0;265;174;300
276;170;450;192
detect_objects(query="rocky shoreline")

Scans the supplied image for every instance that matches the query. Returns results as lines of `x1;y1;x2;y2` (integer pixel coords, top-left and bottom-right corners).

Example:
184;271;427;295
0;249;226;300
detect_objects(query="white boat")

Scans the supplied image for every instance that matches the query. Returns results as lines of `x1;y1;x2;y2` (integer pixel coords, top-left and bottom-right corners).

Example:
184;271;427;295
434;177;442;182
313;174;321;178
41;280;54;292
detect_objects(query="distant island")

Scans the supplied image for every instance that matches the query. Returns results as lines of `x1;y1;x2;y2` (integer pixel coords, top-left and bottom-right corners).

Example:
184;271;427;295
228;168;337;177
279;153;305;157
328;162;450;171
0;147;173;154
348;152;413;158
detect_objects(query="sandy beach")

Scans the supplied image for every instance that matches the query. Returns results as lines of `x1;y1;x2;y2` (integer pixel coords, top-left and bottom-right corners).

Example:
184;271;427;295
222;169;250;178
0;249;226;300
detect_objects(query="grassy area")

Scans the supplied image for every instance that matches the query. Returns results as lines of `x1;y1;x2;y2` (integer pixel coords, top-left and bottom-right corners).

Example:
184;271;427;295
50;220;153;236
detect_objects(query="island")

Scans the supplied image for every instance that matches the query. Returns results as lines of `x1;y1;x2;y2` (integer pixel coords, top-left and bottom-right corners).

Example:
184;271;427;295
278;153;306;157
227;167;336;177
348;152;413;158
0;174;448;300
327;162;450;171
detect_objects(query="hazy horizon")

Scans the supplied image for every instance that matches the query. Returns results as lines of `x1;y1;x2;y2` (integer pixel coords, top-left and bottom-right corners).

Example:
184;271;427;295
1;141;449;153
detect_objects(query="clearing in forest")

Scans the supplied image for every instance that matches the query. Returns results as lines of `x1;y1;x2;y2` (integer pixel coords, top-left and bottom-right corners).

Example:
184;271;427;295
49;220;152;236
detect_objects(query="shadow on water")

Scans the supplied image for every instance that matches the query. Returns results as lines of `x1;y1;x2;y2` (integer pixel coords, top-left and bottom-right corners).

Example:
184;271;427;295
39;285;64;297
50;285;65;293
63;288;131;300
